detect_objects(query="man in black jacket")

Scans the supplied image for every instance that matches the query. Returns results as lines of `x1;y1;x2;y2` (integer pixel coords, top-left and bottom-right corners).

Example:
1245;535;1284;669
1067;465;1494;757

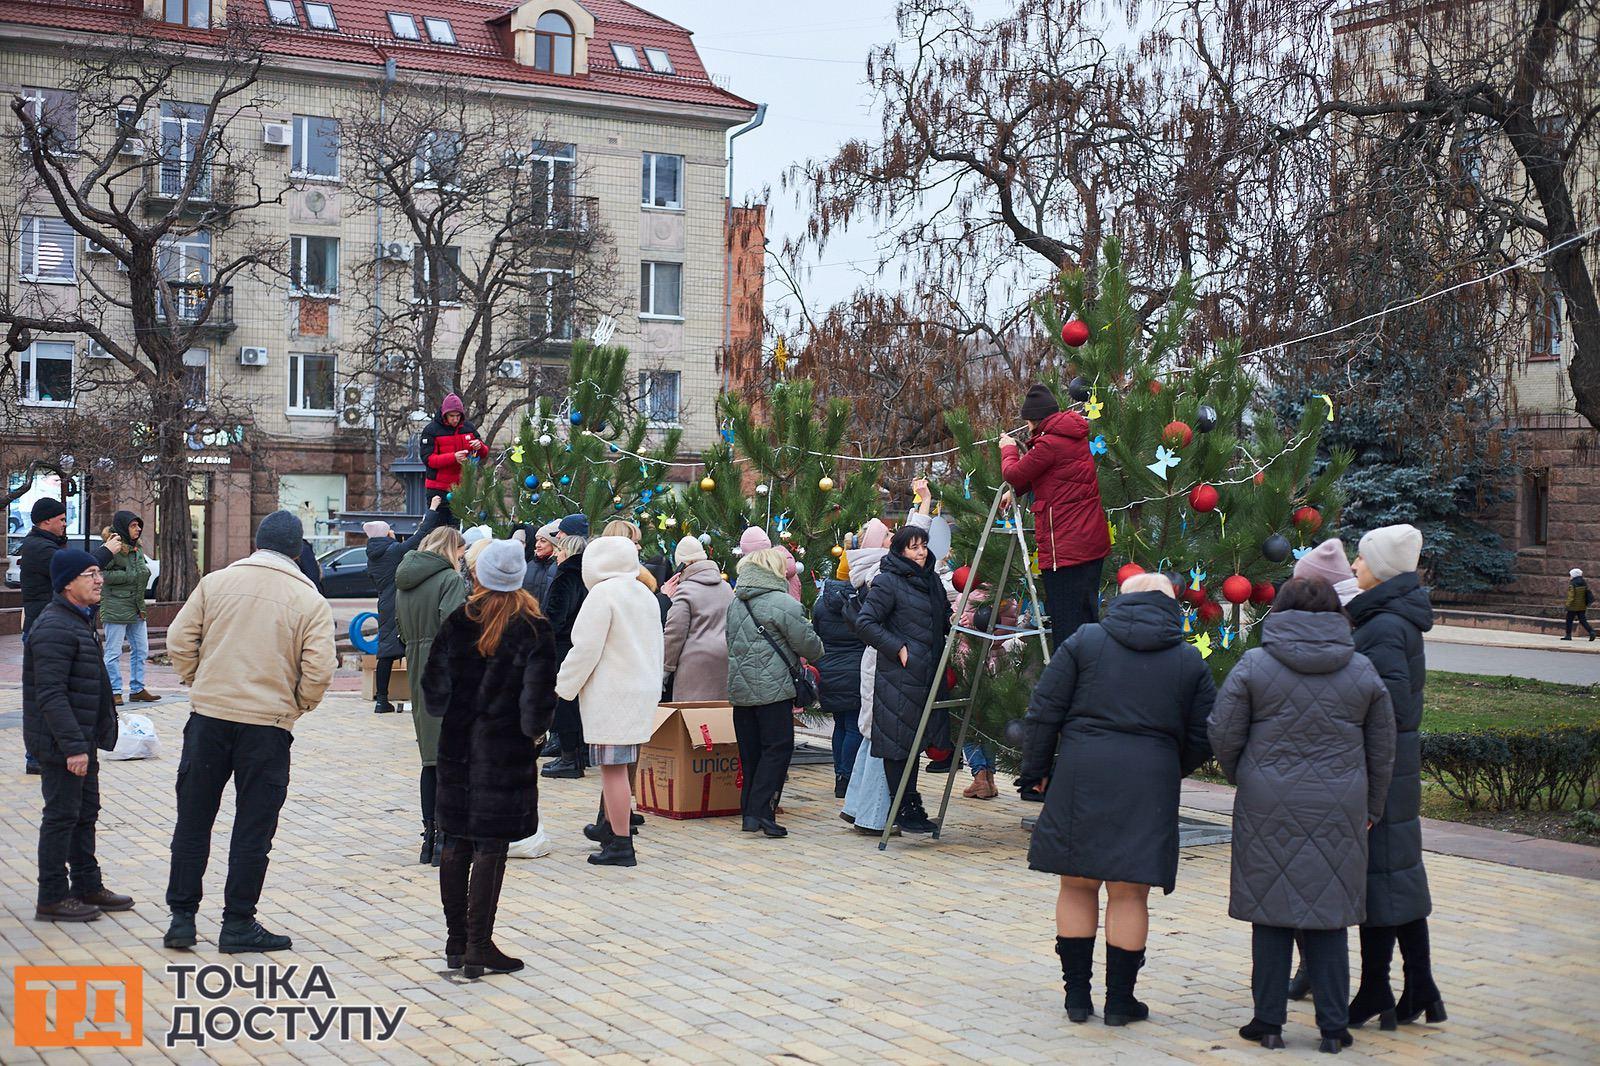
24;548;133;922
19;496;70;775
363;496;444;713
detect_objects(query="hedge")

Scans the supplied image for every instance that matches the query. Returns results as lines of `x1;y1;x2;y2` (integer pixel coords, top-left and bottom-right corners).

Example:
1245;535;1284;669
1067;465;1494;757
1420;727;1600;812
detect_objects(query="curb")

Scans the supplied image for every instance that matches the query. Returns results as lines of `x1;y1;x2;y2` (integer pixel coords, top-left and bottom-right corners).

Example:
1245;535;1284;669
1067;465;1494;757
1426;634;1600;658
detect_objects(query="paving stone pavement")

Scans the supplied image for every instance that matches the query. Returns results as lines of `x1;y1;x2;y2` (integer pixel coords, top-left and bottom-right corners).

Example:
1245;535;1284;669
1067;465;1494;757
3;691;1598;1063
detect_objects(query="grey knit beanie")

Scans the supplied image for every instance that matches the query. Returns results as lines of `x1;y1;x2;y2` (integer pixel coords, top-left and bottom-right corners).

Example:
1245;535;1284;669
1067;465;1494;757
475;539;527;592
256;510;304;558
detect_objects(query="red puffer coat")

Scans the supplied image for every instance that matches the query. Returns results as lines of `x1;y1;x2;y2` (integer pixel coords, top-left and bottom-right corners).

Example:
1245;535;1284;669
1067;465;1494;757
1000;410;1110;570
420;412;489;492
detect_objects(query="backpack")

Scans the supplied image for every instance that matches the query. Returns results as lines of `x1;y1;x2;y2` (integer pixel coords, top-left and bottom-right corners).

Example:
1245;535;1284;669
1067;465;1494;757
1569;583;1593;612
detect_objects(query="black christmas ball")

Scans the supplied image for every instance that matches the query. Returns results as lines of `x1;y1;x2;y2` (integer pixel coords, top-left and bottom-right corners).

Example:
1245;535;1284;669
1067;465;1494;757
1165;571;1188;596
1195;404;1218;433
1067;376;1091;402
1262;533;1292;563
1003;719;1027;747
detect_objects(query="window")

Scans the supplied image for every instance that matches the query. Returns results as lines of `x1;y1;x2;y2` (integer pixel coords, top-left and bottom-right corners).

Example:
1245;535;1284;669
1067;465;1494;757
412;245;461;302
164;0;209;28
291;115;339;178
157;231;212;321
638;370;680;425
611;43;641;69
387;12;418;38
19;87;77;152
423;17;455;44
288;353;337;414
264;0;298;26
413;130;461;187
529;141;576;227
644;48;673;74
19;341;73;407
641;152;682;209
19;217;76;283
1531;275;1564;361
304;2;336;30
290;235;339;295
533;269;574;340
534;12;574;74
1522;469;1549;547
159;102;211;199
640;261;682;318
181;348;208;408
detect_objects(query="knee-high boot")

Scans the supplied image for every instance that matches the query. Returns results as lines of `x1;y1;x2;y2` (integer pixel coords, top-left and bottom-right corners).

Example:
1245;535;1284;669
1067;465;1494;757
1055;936;1095;1023
1394;918;1447;1024
462;845;521;978
438;838;471;968
1348;925;1398;1030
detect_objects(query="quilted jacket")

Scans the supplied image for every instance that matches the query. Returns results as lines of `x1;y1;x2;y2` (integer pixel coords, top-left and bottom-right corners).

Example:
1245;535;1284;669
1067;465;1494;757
1209;609;1397;929
812;577;864;717
22;596;117;762
662;559;733;702
999;409;1110;570
855;550;952;762
725;564;823;708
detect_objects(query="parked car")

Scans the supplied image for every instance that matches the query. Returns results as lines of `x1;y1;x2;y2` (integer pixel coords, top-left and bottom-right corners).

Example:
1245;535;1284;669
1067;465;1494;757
7;542;159;597
318;545;378;598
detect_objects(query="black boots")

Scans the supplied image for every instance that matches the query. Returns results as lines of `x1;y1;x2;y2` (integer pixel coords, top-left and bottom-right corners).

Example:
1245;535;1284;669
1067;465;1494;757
1239;1018;1285;1050
1394;919;1447;1024
1287;964;1311;1001
1102;945;1150;1026
740;815;786;837
588;834;637;867
218;919;292;953
834;773;850;799
895;794;937;834
1054;936;1094;1023
1348;925;1398;1030
461;846;520;978
439;839;469;969
373;699;398;714
1318;1029;1353;1054
432;831;446;868
419;822;436;865
541;754;584;779
164;911;197;948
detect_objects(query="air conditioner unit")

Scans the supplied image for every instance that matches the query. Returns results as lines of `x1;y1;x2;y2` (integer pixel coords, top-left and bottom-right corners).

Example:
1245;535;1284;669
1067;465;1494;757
239;346;269;366
339;383;374;429
87;339;113;360
84;240;111;256
380;352;410;372
378;240;413;262
498;359;525;379
115;109;146;156
263;122;293;147
502;148;527;168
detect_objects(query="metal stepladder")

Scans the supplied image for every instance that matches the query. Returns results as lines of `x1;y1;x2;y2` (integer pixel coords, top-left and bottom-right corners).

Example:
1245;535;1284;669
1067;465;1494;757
880;482;1054;850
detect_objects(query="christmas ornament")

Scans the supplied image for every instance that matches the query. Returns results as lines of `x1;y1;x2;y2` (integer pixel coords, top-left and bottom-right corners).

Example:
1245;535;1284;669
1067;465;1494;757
1068;376;1091;402
1189;567;1207;591
699;533;712;545
538;433;553;446
608;444;618;453
1182;585;1207;607
1148;379;1163;395
1061;319;1090;347
559;474;570;486
1188;483;1219;512
1194;405;1218;433
529;493;541;503
445;491;453;501
594;419;607;433
1250;581;1276;606
1253;470;1266;486
1162;421;1194;448
795;546;805;557
612;495;623;505
524;475;537;489
1292;506;1323;533
1191;631;1214;658
1222;575;1253;604
1146;446;1181;480
1197;599;1224;626
1085;393;1104;420
663;516;677;528
1003;718;1027;746
1261;534;1291;562
818;476;835;492
779;529;792;541
755;484;769;496
1089;435;1107;456
830;544;844;558
509;445;524;464
1115;562;1146;585
699;476;716;492
1316;393;1336;421
541;480;553;491
1292;546;1311;561
569;410;583;425
1221;624;1236;649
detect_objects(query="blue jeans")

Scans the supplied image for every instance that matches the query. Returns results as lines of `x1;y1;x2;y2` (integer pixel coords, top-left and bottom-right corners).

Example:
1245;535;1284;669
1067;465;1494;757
963;743;994;773
103;619;148;696
831;711;863;778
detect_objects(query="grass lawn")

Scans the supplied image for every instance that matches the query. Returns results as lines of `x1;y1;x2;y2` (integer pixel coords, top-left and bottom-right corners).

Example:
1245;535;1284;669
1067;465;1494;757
1422;671;1600;732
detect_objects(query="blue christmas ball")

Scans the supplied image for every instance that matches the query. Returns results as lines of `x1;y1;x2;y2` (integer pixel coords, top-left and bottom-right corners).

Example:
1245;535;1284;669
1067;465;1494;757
655;483;667;493
569;410;583;425
524;475;537;489
594;420;607;432
445;492;453;501
560;475;571;485
529;493;541;503
479;511;487;519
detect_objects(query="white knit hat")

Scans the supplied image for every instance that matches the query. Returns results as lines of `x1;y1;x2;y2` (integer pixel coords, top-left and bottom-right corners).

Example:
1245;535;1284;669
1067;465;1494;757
1573;568;1585;579
475;539;527;592
463;524;494;547
1358;524;1423;583
362;520;392;539
536;520;561;545
674;535;707;567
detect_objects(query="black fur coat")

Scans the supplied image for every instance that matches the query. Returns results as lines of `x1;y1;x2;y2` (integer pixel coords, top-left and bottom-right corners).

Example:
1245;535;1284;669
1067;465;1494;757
424;607;559;841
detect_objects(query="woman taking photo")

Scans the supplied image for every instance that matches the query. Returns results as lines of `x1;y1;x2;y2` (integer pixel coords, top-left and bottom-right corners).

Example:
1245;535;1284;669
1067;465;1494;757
423;540;557;978
1019;573;1214;1027
725;547;824;837
396;525;467;865
1208;576;1396;1052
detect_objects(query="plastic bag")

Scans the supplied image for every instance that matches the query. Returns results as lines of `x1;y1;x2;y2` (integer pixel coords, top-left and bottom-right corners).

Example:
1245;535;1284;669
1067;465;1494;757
106;713;160;761
505;827;551;859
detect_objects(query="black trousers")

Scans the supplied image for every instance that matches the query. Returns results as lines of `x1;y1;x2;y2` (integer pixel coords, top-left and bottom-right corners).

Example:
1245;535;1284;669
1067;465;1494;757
37;756;103;906
733;701;793;820
883;756;921;809
1567;611;1596;638
1253;925;1349;1032
553;697;582;755
1039;558;1104;652
166;714;293;925
375;655;401;701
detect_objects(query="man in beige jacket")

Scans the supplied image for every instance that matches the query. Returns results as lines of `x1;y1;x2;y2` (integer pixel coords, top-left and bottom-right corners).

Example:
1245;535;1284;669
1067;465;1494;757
161;511;336;953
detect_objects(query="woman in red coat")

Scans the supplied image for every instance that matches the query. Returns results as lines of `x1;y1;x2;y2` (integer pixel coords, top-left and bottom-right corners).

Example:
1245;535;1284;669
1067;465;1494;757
999;384;1110;653
420;394;489;527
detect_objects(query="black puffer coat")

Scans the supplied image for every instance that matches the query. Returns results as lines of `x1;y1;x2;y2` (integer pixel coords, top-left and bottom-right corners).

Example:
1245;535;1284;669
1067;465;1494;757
19;526;67;633
812;577;864;717
22;596;117;762
522;553;557;605
1349;571;1434;926
543;551;588;738
855;551;951;762
1019;592;1215;893
366;508;444;658
424;609;558;841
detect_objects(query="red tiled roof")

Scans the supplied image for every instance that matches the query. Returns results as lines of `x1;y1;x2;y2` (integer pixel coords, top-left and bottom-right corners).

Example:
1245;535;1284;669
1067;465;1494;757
0;0;757;115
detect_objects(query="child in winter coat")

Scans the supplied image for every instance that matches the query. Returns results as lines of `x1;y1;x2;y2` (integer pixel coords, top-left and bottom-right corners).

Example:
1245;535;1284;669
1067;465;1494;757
1564;568;1596;641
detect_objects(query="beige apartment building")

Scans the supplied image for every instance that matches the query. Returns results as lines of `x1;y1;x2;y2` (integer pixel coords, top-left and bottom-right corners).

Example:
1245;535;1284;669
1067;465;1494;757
0;0;759;569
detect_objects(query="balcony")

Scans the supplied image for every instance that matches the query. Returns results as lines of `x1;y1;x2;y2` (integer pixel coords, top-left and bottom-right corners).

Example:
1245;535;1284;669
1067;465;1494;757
142;162;223;215
154;282;236;335
528;195;598;241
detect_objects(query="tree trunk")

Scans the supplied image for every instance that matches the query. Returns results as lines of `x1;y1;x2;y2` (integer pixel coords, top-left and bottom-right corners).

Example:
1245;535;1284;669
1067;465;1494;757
153;425;200;602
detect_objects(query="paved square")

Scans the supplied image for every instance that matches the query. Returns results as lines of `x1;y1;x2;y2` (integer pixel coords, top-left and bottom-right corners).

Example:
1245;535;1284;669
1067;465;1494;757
3;690;1598;1063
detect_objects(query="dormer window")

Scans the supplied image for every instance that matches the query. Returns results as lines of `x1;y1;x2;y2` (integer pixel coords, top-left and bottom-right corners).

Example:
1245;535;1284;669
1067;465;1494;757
644;47;673;74
534;12;574;74
611;43;641;70
423;17;456;44
265;0;298;26
388;12;419;39
304;2;336;31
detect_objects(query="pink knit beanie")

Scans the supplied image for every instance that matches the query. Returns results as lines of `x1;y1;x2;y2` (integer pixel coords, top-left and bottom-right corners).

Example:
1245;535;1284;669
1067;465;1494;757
738;526;772;554
1293;538;1354;588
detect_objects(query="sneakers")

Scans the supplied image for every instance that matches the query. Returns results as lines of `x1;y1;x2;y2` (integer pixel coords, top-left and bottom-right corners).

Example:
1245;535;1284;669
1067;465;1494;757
894;797;937;835
77;888;134;912
35;898;101;922
129;688;161;703
218;920;293;954
164;912;197;948
964;769;999;799
925;754;955;774
541;754;584;779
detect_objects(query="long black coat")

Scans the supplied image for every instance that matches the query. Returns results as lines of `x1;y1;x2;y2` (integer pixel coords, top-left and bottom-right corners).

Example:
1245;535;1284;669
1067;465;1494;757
424;609;558;841
1349;572;1434;926
542;551;588;738
19;526;66;633
23;596;117;762
367;508;444;659
1019;592;1216;893
855;551;951;761
812;578;864;717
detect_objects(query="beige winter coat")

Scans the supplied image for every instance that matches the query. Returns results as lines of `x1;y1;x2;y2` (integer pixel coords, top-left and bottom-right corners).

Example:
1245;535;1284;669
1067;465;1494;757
555;537;665;745
167;550;338;730
663;559;733;701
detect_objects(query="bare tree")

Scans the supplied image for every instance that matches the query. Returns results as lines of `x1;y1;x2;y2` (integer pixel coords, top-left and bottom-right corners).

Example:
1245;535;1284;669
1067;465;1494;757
2;23;284;598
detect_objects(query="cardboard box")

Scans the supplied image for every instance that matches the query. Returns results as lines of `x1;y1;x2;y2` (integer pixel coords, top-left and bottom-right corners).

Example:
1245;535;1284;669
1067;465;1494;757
359;655;411;702
636;701;742;819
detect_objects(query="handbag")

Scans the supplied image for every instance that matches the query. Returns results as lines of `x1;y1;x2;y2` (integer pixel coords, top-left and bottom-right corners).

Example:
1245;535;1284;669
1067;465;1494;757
742;599;819;708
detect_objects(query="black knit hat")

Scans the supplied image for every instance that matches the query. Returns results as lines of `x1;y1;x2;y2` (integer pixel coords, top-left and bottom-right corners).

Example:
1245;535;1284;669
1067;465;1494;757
1020;384;1060;421
31;497;67;524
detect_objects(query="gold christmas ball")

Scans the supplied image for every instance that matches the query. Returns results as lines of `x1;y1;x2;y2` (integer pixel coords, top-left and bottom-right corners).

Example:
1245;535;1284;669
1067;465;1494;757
541;480;553;491
720;571;729;581
700;476;716;492
818;476;835;492
830;544;844;558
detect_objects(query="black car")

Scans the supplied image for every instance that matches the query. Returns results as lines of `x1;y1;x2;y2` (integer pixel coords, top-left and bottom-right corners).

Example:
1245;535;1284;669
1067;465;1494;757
317;546;377;598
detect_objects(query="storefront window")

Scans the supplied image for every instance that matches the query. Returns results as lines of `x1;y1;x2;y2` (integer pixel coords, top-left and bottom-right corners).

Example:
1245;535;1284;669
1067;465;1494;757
279;473;346;556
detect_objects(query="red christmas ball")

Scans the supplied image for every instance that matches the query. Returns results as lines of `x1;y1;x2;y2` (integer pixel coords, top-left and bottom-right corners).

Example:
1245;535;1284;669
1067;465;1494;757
1250;581;1276;606
1292;506;1323;533
1222;575;1253;604
1116;562;1146;586
1253;470;1266;486
1061;319;1090;347
1198;599;1224;625
1148;379;1163;395
1163;421;1194;448
1188;483;1220;512
1181;584;1206;607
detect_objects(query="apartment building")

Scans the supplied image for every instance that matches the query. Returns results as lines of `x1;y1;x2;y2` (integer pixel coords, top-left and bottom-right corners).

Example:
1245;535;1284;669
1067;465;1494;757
0;0;758;568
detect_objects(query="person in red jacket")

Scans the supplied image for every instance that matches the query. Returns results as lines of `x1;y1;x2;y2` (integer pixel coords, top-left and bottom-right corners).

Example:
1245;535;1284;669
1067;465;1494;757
420;394;488;527
999;384;1110;652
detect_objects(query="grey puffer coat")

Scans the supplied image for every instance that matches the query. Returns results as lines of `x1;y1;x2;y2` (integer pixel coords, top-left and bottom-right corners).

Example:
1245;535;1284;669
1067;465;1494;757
725;564;823;707
367;507;444;659
1209;610;1397;929
1020;592;1216;892
1349;572;1434;926
855;550;952;762
663;559;734;702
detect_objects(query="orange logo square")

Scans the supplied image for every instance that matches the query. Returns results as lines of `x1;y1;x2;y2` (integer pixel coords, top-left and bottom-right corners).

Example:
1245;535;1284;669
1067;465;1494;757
14;966;143;1048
